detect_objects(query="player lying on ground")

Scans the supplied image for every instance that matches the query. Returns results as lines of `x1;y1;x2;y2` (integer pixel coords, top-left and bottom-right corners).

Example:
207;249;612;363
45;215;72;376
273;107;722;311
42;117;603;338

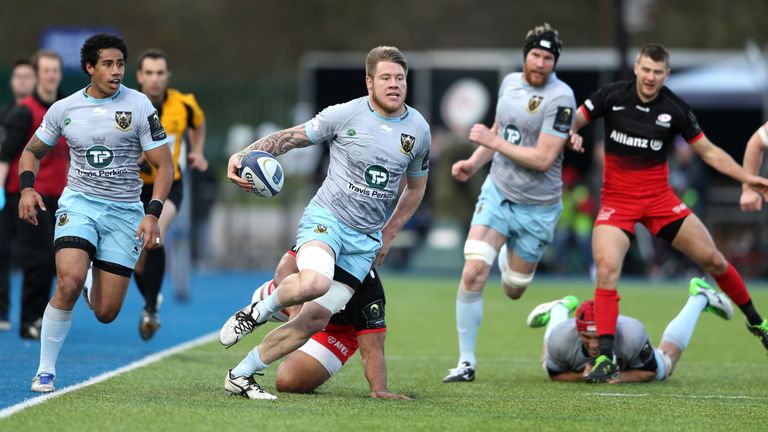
529;278;732;383
225;248;409;400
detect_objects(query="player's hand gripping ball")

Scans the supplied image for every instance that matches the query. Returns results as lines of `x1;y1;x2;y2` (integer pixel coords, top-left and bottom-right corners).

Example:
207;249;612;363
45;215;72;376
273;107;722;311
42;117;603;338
239;150;284;197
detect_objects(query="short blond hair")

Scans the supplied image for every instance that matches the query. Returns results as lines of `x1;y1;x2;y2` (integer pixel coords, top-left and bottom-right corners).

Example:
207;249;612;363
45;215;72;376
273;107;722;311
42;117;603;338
365;46;407;77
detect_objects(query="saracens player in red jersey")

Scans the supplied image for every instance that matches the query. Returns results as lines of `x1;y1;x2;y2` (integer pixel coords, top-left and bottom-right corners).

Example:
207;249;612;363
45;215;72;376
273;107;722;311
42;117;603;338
568;43;768;382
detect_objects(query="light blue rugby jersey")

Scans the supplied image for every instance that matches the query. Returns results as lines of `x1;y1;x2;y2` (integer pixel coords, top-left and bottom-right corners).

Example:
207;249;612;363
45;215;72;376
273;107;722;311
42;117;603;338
490;72;575;205
304;96;431;233
36;84;168;202
545;316;652;373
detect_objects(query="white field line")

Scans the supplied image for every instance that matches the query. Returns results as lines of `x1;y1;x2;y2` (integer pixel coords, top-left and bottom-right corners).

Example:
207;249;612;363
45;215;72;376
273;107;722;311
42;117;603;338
0;332;218;419
588;392;761;400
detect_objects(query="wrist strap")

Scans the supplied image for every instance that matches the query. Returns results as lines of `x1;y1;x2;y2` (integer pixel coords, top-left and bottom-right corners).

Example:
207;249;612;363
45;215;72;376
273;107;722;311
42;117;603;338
20;171;35;190
146;199;164;218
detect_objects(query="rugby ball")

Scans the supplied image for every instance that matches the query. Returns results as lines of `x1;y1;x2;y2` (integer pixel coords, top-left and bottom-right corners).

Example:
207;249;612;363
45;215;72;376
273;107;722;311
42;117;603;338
239;150;284;197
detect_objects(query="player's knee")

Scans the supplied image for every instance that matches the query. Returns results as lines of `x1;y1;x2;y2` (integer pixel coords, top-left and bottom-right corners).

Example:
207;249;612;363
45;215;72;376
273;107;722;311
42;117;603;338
461;260;490;290
702;251;727;275
56;275;85;305
275;373;314;394
501;268;534;299
94;307;119;323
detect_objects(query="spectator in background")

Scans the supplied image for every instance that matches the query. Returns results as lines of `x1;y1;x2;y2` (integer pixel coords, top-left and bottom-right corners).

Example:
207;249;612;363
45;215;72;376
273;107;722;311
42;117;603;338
0;52;66;339
0;59;36;331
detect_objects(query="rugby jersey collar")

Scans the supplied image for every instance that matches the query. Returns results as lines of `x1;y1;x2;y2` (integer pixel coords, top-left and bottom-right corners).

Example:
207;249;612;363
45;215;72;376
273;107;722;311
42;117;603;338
366;97;410;123
82;84;125;104
520;71;558;90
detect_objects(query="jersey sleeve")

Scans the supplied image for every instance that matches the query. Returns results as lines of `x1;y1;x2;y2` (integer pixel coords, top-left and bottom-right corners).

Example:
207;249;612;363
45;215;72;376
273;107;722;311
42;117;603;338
406;127;431;177
303;102;352;145
136;97;169;151
580;85;610;123
181;93;205;129
35;101;65;146
544;322;578;374
680;108;704;144
618;318;658;371
542;92;576;139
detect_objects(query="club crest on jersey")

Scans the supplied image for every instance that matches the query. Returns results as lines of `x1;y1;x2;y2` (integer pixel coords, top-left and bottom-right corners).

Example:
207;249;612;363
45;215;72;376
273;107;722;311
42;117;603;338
400;133;416;156
115;111;132;131
527;95;544;113
58;213;68;226
314;224;328;234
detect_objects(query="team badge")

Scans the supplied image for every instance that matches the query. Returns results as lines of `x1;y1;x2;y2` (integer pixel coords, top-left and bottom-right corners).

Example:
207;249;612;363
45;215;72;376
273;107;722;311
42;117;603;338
314;224;328;234
527;95;544;113
58;213;68;226
553;106;574;133
400;133;416;156
115;111;133;131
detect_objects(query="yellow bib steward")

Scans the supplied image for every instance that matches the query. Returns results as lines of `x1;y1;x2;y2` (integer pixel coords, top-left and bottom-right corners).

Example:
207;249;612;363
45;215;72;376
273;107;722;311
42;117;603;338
141;88;205;184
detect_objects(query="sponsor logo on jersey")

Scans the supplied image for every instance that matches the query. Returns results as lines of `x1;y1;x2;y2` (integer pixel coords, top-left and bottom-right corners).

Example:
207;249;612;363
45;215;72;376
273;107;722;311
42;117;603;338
597;206;616;221
346;128;356;137
379;124;393;134
635;105;650;112
553;106;573;133
326;335;350;357
114;111;132;131
311;117;320;131
364;164;390;189
58;213;68;226
63;117;71;127
609;130;663;151
421;150;430;170
86;145;115;168
584;99;594;110
347;182;395;200
147;111;167;141
611;106;626;111
527;95;544;113
672;203;688;214
400;133;416;156
363;300;386;327
314;224;328;234
133;244;140;254
655;113;672;128
503;124;522;144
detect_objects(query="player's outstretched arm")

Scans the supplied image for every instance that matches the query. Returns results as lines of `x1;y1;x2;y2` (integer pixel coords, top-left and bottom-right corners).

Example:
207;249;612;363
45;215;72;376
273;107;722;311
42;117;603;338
567;108;591;154
227;125;312;191
549;370;587;382
138;144;173;249
375;175;428;267
471;123;566;172
740;123;768;212
358;332;411;400
607;369;656;384
187;121;208;171
17;136;52;226
690;135;768;197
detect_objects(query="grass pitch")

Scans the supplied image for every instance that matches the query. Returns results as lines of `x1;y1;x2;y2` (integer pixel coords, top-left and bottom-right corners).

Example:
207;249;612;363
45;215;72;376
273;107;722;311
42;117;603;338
3;274;767;431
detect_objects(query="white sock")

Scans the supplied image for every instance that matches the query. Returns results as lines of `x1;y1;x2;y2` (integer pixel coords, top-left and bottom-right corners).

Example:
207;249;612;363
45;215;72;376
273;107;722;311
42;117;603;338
456;287;483;368
661;294;708;351
84;266;93;303
231;345;268;377
254;289;284;323
544;304;570;342
36;304;73;376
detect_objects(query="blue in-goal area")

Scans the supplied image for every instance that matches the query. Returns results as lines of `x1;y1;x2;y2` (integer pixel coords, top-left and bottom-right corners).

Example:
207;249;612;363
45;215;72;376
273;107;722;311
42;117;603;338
0;270;270;410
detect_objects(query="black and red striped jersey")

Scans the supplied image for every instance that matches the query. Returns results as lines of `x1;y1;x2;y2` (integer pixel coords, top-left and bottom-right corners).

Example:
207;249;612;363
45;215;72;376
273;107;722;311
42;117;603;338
580;80;703;195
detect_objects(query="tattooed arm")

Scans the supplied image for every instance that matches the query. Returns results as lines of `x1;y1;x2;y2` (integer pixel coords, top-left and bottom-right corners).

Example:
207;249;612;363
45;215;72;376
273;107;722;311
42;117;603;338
228;125;314;191
18;136;53;225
